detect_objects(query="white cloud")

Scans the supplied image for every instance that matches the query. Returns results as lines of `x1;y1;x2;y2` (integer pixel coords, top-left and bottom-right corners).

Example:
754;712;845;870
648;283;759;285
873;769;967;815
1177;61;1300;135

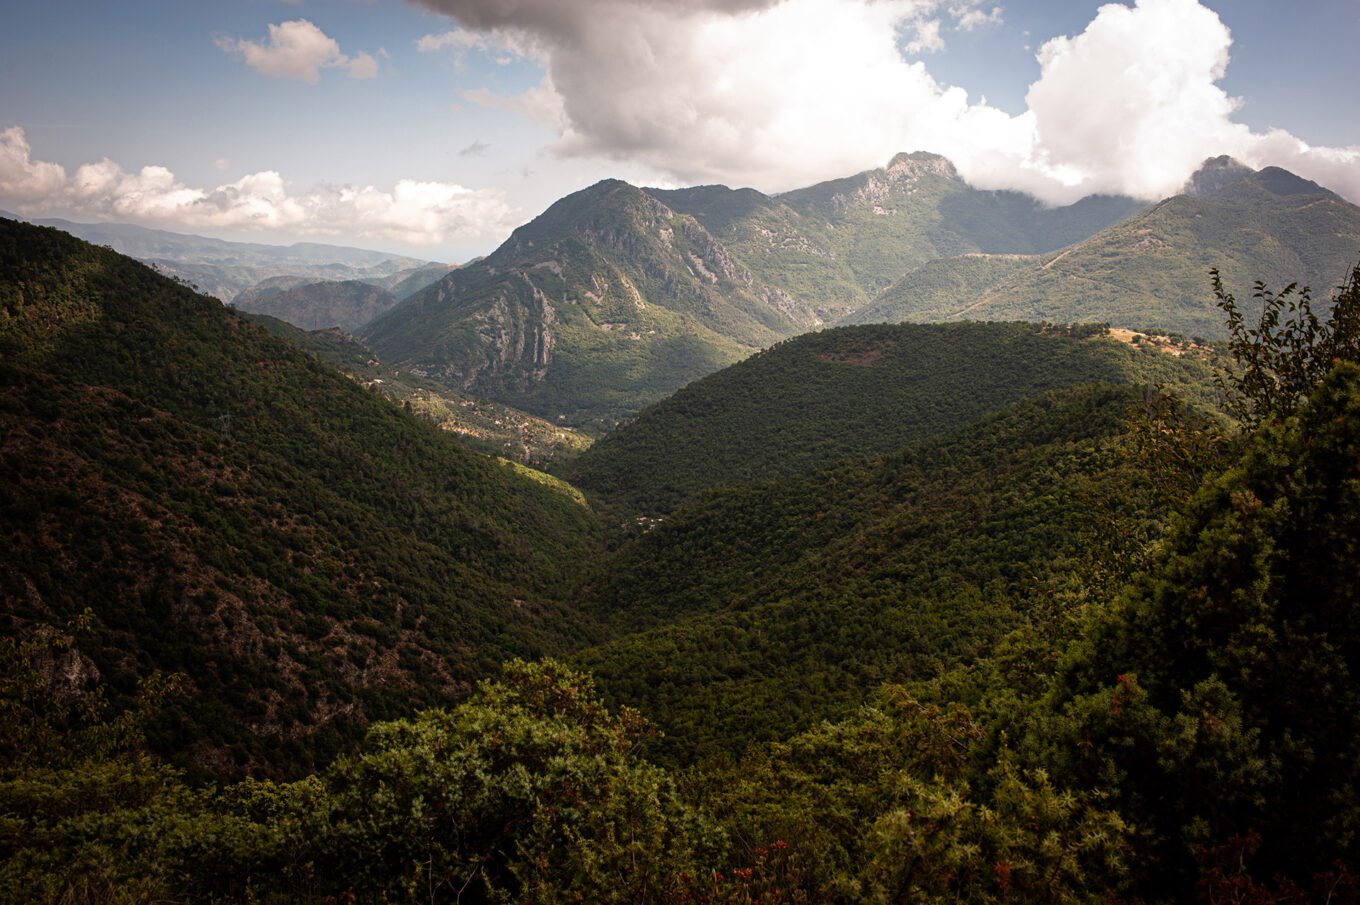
416;26;542;63
217;19;380;83
0;126;67;202
954;5;1002;30
1003;0;1360;202
417;29;487;53
0;127;520;246
904;19;944;55
348;51;380;80
411;0;1358;204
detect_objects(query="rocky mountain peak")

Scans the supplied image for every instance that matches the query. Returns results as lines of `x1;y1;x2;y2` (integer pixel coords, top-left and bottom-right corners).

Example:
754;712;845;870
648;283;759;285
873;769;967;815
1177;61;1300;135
885;151;959;182
1182;155;1255;197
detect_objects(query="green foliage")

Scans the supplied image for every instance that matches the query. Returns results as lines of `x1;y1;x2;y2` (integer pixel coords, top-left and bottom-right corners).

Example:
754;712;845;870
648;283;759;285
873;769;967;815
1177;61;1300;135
565;321;1216;517
0;659;715;904
691;688;1128;903
320;659;717;902
1029;362;1360;898
1212;260;1360;427
0;218;605;777
0;612;176;772
574;384;1173;762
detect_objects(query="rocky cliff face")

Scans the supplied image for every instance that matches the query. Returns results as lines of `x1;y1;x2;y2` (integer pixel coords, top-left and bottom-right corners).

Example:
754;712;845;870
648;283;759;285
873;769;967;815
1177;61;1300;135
360;180;822;425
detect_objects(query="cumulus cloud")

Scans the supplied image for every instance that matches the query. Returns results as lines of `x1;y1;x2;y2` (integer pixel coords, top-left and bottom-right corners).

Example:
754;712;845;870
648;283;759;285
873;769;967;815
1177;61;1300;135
217;19;380;83
0;127;519;246
410;0;1359;204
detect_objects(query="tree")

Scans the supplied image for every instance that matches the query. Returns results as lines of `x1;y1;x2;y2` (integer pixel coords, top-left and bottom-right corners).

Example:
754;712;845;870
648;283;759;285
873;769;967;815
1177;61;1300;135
317;659;718;903
1212;261;1360;428
1035;361;1360;898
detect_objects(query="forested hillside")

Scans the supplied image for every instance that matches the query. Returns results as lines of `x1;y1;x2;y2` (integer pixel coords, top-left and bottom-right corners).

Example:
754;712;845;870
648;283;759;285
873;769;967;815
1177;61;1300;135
573;384;1172;761
244;313;592;465
0;218;603;776
5;212;1359;902
564;320;1218;516
229;279;401;331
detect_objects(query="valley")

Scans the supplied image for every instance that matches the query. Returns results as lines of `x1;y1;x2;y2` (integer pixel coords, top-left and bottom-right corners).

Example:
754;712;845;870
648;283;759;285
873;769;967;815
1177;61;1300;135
3;147;1360;902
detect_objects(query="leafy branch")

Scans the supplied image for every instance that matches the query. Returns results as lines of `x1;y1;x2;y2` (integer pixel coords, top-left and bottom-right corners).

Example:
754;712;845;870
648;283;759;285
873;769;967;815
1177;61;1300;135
1212;260;1360;428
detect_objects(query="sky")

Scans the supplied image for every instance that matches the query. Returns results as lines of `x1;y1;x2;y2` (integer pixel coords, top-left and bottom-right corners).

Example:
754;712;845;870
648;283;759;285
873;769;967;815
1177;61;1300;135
1;0;1357;262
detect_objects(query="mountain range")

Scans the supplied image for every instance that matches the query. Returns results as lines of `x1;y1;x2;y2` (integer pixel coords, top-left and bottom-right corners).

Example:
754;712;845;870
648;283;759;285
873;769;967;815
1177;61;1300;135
4;200;1360;901
0;212;443;304
14;154;1359;432
360;153;1359;427
847;160;1360;334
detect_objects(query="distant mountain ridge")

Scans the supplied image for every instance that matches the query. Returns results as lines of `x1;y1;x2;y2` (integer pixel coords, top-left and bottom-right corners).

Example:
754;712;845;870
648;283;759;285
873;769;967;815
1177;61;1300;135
652;152;1146;319
848;157;1360;336
359;156;1150;427
0;211;440;302
232;279;401;331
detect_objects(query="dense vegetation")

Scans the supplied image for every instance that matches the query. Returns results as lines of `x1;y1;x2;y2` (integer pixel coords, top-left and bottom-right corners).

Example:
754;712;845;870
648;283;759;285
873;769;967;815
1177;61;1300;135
564;320;1218;516
574;383;1171;762
245;313;592;465
839;253;1038;326
5;210;1360;902
0;218;603;777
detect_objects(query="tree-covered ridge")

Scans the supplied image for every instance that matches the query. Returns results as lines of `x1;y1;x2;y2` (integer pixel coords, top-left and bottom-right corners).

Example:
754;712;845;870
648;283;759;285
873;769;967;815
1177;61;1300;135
0;218;605;777
563;320;1218;517
838;252;1039;326
572;383;1171;763
243;312;593;466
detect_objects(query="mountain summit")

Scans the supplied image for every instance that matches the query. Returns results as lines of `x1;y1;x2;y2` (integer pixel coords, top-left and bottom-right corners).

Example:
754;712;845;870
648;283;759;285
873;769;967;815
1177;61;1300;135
1182;155;1256;197
853;160;1360;336
360;179;820;428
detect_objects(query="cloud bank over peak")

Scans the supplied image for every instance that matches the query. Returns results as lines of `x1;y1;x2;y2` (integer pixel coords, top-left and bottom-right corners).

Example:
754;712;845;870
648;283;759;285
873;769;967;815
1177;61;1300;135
218;19;380;83
417;0;1359;205
0;127;520;248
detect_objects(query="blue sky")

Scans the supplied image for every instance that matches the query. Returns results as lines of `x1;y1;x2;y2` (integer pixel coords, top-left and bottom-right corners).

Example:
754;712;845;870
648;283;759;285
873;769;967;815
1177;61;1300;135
1;0;1356;261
